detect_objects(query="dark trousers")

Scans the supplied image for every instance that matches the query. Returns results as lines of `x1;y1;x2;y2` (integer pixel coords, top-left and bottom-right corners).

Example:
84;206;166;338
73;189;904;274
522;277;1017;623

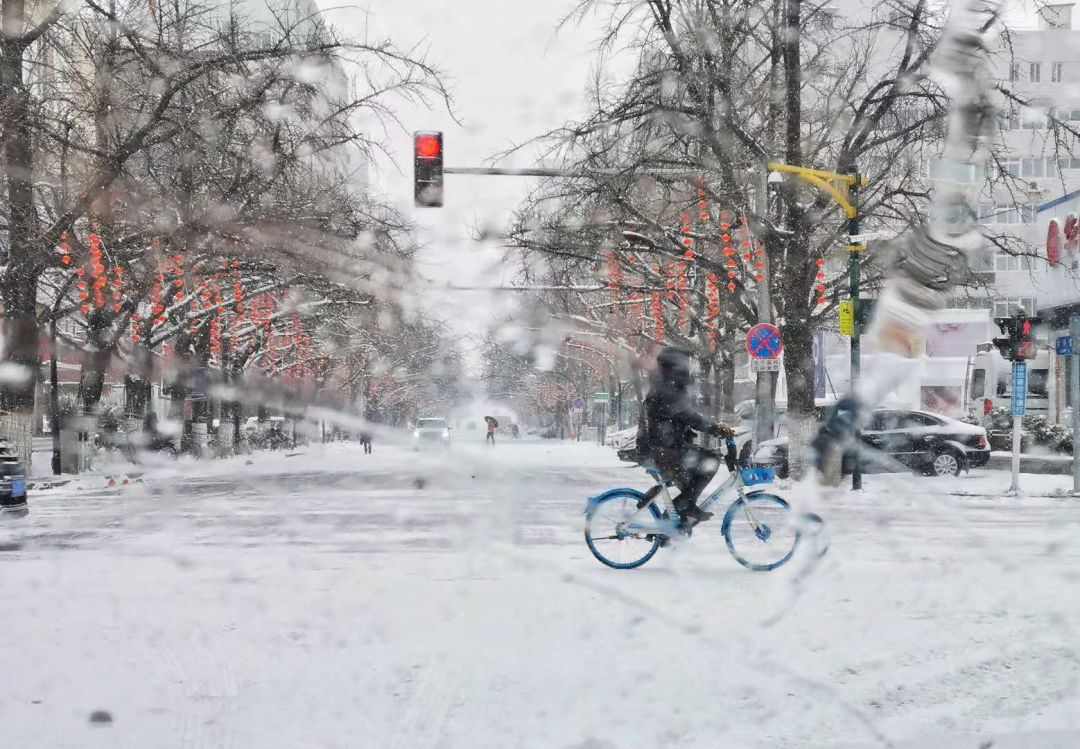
654;446;719;507
486;432;495;444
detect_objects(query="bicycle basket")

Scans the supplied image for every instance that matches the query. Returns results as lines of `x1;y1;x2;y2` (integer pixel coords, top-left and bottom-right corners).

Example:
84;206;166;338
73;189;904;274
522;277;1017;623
740;467;775;486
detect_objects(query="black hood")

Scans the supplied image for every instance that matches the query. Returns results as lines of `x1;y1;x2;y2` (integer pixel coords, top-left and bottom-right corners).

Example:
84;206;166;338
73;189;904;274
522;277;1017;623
656;347;692;388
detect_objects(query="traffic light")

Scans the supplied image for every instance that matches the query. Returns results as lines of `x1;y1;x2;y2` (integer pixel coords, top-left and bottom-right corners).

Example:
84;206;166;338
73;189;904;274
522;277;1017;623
992;312;1041;362
413;131;443;207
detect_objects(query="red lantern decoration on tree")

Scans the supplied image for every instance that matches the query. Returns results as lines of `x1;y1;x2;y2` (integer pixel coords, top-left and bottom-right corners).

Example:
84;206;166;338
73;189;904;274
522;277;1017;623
706;272;721;351
676;261;689;330
652;263;665;344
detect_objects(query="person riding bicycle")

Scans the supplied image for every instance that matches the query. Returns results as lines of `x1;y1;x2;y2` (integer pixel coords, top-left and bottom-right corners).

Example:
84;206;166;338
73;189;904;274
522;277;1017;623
636;347;734;523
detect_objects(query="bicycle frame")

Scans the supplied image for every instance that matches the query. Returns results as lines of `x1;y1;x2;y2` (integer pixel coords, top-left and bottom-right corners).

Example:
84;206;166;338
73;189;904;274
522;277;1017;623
623;468;768;538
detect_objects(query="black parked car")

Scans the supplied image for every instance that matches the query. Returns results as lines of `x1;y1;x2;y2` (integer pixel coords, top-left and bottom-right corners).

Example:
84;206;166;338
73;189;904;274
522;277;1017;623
0;440;28;517
752;409;990;479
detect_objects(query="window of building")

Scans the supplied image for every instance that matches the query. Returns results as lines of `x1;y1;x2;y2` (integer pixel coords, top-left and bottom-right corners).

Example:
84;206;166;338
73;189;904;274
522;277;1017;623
1061;156;1080;170
1031;62;1042;82
1010;63;1022;82
1001;158;1020;177
1023;108;1048;129
1021;157;1058;178
994;252;1035;271
992;297;1037;316
1052;62;1064;82
979;203;1035;226
921;159;986;183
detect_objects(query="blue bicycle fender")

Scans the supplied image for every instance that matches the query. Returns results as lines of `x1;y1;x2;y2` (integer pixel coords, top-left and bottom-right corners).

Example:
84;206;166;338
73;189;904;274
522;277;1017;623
585;487;646;514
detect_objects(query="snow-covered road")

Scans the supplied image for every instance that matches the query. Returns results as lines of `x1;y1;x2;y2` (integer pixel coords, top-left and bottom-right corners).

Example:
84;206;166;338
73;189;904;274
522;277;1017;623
3;439;1079;748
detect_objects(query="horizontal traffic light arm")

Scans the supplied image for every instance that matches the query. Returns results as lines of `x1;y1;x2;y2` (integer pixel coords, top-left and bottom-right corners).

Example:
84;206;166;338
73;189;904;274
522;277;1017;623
442;167;702;177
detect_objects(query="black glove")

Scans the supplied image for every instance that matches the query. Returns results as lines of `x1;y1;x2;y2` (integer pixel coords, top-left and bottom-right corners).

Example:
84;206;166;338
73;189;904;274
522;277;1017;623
712;423;734;439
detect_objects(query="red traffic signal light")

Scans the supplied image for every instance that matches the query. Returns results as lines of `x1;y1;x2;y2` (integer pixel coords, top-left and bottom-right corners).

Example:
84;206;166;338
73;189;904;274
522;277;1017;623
415;134;441;159
413;131;443;207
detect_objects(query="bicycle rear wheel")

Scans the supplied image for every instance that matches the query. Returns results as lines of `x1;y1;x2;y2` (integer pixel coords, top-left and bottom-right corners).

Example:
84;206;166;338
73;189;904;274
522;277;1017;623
722;493;799;572
584;490;663;569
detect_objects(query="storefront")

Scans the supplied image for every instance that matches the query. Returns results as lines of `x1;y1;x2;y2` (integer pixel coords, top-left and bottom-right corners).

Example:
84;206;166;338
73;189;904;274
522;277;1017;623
1033;188;1080;422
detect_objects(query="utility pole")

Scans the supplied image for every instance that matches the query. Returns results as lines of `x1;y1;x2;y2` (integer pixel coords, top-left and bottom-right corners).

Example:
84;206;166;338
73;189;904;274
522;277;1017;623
1072;315;1080;493
753;166;778;451
848;171;863;490
992;311;1038;495
50;314;61;474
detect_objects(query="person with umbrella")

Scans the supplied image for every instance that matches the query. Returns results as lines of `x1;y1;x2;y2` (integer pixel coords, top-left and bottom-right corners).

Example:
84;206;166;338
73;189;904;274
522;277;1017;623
484;416;498;445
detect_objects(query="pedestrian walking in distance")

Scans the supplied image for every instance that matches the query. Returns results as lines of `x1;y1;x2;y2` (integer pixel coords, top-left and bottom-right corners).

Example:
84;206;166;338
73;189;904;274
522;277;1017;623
359;431;372;454
484;416;498;445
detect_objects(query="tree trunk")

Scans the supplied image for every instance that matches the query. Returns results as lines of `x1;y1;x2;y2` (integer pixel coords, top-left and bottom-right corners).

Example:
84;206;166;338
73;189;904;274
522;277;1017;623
78;312;114;415
1;0;40;469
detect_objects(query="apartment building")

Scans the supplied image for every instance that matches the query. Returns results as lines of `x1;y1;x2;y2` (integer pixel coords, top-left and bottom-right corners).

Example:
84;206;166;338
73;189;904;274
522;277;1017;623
972;4;1080;320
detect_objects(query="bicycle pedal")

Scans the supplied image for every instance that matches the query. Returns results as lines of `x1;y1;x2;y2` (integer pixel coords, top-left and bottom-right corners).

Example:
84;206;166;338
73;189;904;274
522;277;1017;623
637;485;662;510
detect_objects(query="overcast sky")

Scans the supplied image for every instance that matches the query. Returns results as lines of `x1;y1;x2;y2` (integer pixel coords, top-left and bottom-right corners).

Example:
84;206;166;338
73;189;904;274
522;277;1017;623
320;0;617;347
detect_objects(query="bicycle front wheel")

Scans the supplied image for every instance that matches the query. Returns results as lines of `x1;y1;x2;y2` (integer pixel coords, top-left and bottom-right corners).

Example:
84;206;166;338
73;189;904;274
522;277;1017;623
584;490;663;569
722;493;799;572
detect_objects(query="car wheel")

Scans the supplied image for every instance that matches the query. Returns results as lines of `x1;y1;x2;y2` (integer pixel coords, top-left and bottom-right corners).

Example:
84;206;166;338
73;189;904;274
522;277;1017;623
929;449;962;477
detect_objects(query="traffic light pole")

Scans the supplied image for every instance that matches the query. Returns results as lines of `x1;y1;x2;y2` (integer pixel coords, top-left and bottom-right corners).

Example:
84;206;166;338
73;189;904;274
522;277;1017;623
848;173;862;491
1010;362;1024;495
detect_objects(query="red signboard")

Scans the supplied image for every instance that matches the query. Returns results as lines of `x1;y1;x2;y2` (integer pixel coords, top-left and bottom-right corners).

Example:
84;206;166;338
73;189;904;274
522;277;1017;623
1047;211;1080;264
1047;218;1062;267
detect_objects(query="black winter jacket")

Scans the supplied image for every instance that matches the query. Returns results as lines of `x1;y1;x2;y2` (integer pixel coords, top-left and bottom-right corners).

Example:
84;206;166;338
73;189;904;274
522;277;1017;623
636;380;718;454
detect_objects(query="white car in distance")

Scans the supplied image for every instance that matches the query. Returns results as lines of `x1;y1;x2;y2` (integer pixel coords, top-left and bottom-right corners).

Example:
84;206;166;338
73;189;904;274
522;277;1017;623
413;417;451;448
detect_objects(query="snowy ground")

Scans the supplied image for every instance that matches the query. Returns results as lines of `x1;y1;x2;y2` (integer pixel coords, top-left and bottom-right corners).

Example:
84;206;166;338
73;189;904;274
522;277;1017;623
3;436;1080;748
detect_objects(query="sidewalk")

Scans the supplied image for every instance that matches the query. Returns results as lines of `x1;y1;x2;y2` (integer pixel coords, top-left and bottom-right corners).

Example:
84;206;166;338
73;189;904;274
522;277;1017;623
987;450;1074;475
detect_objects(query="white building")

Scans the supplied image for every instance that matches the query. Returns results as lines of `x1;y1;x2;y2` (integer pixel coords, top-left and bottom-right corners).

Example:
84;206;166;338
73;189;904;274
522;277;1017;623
971;4;1080;320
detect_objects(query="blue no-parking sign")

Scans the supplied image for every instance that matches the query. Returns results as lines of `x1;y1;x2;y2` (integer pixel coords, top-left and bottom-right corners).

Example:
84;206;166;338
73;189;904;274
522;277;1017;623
746;324;783;359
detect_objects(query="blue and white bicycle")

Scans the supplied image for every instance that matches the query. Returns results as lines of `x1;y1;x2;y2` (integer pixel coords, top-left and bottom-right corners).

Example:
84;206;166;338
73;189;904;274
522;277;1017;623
584;441;823;571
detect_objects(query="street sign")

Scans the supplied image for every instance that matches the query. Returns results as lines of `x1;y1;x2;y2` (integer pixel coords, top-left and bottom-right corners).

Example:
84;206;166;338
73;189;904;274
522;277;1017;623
746;323;783;359
1057;335;1073;356
1012;362;1027;417
593;392;610;403
751;358;781;373
839;300;855;336
571;398;585;413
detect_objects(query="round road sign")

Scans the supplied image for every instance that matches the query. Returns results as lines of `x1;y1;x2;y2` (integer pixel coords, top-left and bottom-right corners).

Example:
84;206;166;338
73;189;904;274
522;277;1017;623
746;323;783;359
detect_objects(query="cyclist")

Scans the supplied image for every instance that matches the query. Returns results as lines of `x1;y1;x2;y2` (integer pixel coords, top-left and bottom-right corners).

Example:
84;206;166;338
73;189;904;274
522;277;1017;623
636;347;734;522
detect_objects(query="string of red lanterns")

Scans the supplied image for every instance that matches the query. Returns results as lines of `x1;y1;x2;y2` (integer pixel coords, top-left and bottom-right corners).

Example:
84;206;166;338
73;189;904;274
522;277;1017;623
706;272;721;352
815;257;828;306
